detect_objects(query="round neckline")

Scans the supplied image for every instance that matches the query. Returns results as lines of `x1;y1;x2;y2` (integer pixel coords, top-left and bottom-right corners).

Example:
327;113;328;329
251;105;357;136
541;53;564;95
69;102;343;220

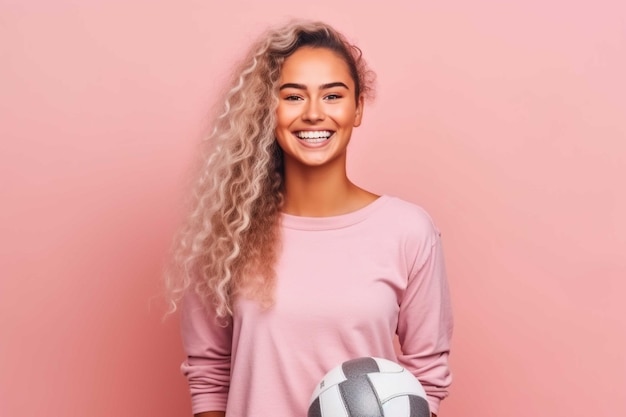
280;195;390;231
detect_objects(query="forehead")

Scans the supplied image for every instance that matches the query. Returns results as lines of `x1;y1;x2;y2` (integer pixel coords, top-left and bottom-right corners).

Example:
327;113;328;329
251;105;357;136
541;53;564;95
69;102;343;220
279;47;353;86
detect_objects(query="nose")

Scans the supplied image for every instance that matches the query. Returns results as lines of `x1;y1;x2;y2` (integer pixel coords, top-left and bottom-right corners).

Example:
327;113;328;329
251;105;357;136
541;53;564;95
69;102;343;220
302;99;325;122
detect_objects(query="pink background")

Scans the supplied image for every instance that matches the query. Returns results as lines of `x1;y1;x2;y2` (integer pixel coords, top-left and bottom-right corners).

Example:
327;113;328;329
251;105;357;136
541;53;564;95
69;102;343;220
1;1;625;416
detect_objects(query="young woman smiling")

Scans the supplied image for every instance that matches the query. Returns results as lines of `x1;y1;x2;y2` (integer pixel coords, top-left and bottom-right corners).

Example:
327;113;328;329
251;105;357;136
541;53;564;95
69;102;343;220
167;20;453;417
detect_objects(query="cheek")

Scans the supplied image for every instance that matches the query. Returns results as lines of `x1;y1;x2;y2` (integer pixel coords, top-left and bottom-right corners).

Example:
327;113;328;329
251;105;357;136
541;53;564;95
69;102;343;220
330;105;357;124
274;132;291;154
275;105;297;128
274;114;290;143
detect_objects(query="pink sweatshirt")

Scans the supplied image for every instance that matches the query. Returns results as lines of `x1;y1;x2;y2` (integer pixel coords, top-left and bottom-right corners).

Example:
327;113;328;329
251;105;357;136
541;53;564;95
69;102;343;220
180;195;453;416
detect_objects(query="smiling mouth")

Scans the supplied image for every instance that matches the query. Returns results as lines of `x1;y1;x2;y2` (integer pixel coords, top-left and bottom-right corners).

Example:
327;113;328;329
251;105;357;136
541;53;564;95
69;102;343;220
294;130;334;143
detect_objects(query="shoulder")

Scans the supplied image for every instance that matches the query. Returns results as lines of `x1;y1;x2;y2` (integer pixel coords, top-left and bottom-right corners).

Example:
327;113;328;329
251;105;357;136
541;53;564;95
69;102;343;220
372;196;440;240
374;196;444;277
363;196;442;263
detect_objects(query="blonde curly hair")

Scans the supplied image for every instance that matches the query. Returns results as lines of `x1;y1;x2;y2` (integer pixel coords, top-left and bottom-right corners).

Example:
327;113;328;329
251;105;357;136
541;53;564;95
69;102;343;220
167;20;375;317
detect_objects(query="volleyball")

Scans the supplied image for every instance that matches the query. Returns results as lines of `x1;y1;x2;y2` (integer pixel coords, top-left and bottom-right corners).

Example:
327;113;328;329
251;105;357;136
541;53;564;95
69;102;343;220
307;357;430;417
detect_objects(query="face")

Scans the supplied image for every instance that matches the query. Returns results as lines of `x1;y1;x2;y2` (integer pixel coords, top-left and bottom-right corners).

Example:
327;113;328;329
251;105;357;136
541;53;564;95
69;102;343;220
275;47;364;170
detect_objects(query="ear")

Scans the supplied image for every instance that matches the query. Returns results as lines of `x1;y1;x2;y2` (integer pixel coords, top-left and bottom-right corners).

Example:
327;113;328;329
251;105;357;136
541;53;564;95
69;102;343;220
353;94;365;127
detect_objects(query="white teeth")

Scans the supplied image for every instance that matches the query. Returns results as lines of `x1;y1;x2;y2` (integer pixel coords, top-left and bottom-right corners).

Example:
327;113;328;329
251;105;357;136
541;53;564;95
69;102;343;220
300;137;327;143
296;130;333;139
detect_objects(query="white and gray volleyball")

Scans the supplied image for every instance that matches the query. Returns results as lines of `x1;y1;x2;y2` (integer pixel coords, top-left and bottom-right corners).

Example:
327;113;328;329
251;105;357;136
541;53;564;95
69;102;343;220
308;357;430;417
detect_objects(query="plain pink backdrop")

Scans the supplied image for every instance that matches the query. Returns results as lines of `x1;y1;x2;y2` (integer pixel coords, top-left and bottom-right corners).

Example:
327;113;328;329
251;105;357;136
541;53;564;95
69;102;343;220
1;1;624;416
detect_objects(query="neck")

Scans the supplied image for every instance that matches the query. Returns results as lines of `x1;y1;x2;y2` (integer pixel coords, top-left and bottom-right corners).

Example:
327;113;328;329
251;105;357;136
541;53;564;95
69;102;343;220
281;160;359;217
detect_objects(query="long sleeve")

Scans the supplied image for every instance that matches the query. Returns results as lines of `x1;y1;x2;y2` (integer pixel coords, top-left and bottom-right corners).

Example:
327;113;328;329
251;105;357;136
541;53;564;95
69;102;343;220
180;291;232;414
396;230;453;416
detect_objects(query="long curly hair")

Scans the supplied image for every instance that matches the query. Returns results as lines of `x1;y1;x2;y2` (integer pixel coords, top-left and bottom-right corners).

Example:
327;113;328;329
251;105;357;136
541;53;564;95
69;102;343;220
166;20;375;318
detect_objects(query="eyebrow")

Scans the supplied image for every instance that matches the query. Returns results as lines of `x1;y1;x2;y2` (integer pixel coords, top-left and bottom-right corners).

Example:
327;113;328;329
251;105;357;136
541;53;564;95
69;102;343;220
279;82;350;91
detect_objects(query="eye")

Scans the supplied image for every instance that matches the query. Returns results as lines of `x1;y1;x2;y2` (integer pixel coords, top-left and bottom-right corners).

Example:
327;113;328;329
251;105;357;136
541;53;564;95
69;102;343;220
324;94;342;101
284;95;303;101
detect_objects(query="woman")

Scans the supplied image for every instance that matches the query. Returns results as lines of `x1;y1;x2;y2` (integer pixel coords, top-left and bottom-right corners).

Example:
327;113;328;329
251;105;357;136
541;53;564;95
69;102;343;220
168;20;453;417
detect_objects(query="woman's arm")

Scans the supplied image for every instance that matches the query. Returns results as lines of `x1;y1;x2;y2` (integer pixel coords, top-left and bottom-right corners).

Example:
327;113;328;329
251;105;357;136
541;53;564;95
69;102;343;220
180;292;233;415
397;227;453;416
